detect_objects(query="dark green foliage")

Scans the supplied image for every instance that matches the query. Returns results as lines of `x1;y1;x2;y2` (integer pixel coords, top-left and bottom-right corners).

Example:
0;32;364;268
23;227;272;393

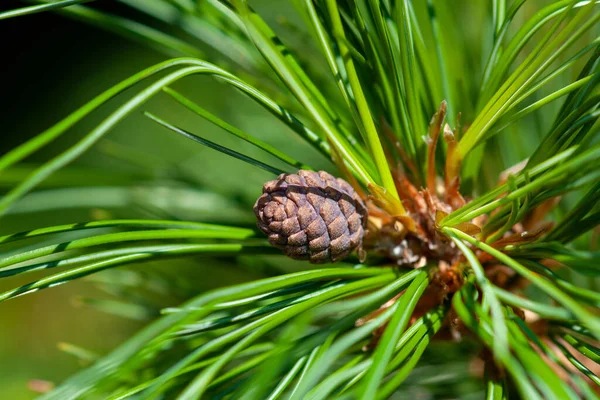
1;0;599;399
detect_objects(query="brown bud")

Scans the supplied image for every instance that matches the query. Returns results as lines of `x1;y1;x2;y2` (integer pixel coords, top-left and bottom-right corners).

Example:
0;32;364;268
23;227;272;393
254;170;368;263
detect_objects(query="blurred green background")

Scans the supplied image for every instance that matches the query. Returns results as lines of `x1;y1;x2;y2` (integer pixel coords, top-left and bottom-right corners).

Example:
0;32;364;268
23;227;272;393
0;8;180;398
1;1;596;398
0;3;332;398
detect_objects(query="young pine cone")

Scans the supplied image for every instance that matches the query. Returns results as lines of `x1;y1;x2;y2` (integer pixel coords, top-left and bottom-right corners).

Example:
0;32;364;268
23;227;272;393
254;170;368;263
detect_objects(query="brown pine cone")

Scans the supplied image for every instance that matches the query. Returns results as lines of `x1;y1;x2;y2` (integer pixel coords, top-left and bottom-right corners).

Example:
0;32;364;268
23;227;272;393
254;170;368;263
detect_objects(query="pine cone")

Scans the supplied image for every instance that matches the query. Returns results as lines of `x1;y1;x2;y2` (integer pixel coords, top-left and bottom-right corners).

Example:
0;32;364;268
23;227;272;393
254;170;368;263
